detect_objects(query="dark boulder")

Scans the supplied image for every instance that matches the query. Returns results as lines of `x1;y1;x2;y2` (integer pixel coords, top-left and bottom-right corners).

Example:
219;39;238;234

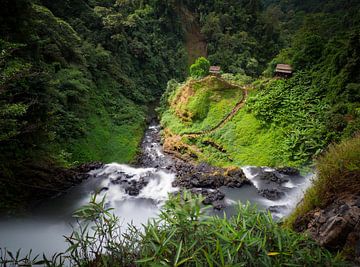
259;171;289;184
293;196;360;264
275;167;300;176
173;162;249;189
259;189;285;200
73;162;104;173
190;188;226;209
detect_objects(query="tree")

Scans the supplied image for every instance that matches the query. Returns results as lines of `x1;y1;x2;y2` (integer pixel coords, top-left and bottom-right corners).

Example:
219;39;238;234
190;57;210;78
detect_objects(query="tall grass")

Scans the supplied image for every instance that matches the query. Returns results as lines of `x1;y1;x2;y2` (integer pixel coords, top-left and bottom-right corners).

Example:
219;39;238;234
286;134;360;227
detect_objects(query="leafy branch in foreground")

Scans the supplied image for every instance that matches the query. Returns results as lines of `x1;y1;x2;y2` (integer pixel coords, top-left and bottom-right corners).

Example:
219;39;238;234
64;194;141;266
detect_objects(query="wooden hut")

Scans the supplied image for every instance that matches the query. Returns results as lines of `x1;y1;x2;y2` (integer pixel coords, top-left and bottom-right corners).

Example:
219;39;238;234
209;66;221;76
275;64;293;78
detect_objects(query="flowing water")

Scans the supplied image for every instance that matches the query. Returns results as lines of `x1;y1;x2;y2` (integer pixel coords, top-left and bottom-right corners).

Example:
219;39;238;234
0;123;313;256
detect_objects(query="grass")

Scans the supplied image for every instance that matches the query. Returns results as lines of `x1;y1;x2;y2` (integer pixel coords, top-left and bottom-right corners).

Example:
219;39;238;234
286;134;360;227
161;77;297;167
67;113;145;164
197;109;289;167
164;76;243;133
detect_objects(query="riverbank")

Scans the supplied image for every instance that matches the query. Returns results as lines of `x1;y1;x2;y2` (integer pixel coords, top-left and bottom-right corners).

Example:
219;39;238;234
287;134;360;263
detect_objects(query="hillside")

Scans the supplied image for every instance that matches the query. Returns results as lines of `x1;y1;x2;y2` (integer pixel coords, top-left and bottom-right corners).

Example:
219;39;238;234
160;76;290;167
0;0;359;265
160;0;360;168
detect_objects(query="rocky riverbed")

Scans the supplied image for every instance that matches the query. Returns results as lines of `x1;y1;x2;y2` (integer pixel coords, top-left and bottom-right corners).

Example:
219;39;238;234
95;122;307;213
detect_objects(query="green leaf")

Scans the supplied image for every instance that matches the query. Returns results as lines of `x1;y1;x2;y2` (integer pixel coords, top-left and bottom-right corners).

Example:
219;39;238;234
174;240;182;266
268;252;281;256
136;256;156;263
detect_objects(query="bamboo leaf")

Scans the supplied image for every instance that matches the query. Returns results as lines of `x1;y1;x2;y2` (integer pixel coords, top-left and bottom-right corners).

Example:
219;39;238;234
174;240;183;266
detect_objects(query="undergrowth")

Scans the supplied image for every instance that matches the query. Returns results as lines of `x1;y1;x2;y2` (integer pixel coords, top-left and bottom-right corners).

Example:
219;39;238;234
0;193;346;266
286;134;360;227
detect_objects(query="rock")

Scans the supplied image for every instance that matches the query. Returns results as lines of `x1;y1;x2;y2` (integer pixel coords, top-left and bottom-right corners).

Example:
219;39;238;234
173;161;249;189
355;198;360;208
124;181;141;196
356;239;360;257
73;162;104;173
275;167;300;176
259;189;285;200
339;204;349;215
259;171;288;184
123;176;150;196
294;196;360;263
212;200;226;210
189;188;226;209
268;205;288;213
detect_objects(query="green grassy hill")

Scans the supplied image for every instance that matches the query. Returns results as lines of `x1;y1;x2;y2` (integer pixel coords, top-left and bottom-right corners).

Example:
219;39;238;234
160;76;291;167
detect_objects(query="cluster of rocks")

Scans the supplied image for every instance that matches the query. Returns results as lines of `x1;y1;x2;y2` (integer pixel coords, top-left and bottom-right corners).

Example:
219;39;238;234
70;162;104;183
173;162;250;189
294;196;360;263
250;168;296;201
171;162;250;209
275;167;300;176
259;189;285;200
189;188;226;210
259;171;289;185
109;172;151;196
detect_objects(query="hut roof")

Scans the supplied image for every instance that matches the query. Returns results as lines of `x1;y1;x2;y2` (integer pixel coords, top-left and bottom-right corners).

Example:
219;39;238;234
209;66;221;73
275;64;293;74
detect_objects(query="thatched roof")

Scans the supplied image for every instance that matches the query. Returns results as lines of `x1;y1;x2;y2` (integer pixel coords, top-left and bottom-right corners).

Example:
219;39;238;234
209;66;221;73
275;64;293;74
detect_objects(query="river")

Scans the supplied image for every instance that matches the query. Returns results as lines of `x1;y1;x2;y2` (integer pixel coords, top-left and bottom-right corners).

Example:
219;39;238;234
0;123;313;257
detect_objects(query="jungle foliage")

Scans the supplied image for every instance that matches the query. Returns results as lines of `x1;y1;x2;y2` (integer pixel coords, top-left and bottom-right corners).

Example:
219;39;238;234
161;0;360;167
0;0;187;211
189;57;210;78
249;1;360;165
182;0;282;76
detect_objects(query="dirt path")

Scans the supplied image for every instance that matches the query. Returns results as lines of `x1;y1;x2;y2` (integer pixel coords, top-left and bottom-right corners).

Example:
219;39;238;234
182;81;250;138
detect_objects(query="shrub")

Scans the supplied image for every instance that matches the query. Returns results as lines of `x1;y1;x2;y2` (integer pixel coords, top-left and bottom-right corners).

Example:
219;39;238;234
190;57;210;78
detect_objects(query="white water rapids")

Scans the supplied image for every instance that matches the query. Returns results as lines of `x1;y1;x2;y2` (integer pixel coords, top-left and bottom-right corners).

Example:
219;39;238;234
0;124;314;257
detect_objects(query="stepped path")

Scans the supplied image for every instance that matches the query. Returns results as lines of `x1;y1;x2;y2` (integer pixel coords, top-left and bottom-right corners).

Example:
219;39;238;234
182;79;250;138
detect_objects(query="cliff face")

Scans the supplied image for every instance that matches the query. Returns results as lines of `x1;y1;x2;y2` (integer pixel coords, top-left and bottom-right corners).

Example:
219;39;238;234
294;196;360;263
287;135;360;263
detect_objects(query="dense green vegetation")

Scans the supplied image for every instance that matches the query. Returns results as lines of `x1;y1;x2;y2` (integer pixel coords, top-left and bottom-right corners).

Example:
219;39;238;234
160;76;243;132
1;193;344;266
0;0;188;211
182;0;282;75
160;0;360;167
249;1;360;165
0;0;288;211
287;134;360;227
160;76;290;167
189;57;210;78
0;0;359;264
